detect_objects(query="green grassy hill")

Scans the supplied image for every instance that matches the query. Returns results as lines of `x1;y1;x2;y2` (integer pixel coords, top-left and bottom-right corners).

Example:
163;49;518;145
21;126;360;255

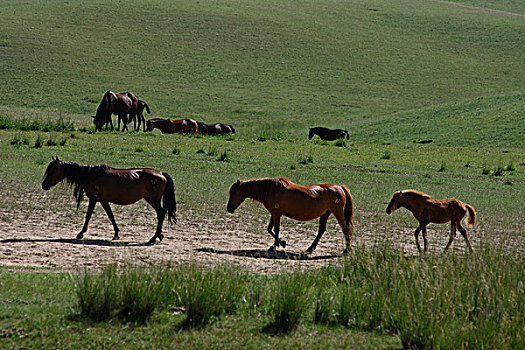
1;0;523;140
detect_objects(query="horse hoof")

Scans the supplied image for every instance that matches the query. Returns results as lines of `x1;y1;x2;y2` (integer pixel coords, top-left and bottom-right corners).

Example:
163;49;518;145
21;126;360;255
76;233;84;240
268;245;276;252
158;234;164;241
112;236;120;240
280;240;287;248
148;237;157;245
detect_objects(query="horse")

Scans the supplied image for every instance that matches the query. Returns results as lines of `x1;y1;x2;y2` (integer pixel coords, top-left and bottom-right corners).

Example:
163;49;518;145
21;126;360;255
93;91;138;132
226;177;354;255
196;121;236;135
145;118;198;134
41;157;177;244
386;190;475;253
128;99;151;132
308;127;349;141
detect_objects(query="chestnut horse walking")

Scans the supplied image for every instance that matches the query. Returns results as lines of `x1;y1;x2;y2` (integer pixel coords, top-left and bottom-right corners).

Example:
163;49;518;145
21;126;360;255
146;118;198;134
386;190;475;253
227;178;354;255
42;157;177;244
93;91;138;132
309;127;349;141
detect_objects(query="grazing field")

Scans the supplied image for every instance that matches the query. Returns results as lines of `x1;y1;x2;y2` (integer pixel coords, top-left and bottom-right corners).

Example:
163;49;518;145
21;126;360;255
0;0;524;348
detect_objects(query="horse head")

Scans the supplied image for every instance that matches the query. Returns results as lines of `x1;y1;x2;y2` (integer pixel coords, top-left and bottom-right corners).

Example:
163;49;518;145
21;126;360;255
308;128;315;140
145;119;154;132
227;180;245;213
42;156;65;190
386;190;403;214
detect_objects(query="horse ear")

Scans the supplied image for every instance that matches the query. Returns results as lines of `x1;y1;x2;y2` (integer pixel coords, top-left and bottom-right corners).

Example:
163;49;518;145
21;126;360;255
92;115;96;119
236;179;241;185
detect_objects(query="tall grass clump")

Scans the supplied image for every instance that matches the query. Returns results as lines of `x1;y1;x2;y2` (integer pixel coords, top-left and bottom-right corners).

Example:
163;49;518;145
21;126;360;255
177;264;246;328
313;244;525;349
264;273;311;334
0;115;75;132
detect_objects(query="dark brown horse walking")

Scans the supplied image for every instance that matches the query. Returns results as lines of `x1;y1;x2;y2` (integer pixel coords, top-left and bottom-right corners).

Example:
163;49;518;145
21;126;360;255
227;177;354;255
146;118;198;134
93;91;138;132
129;99;151;132
197;121;236;135
309;127;349;141
386;190;475;253
42;157;177;244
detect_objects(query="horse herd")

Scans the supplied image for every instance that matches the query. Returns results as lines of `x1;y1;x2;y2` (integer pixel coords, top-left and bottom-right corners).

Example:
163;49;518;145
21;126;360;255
42;156;476;254
92;91;349;141
92;91;235;136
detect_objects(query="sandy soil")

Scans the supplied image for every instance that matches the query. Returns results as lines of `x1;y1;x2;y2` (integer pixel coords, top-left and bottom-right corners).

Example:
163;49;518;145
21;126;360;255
0;190;500;275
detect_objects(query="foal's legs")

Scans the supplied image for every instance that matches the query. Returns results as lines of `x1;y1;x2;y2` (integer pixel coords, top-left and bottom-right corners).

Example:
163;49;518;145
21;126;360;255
444;221;457;251
77;199;96;239
414;225;424;254
332;207;351;255
306;211;330;254
101;202;120;240
457;222;474;252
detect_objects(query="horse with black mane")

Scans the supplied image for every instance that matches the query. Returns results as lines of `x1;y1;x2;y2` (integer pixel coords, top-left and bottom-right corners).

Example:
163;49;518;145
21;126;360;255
386;190;475;253
227;177;354;255
309;126;349;141
197;121;236;135
93;91;138;132
41;157;177;244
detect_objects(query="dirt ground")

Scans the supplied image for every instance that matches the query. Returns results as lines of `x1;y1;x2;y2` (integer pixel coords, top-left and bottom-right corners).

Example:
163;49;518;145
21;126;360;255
0;190;499;275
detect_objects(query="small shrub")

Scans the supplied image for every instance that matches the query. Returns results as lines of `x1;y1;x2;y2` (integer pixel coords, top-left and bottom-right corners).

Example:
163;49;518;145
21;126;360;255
257;135;267;142
314;139;330;146
60;137;68;146
290;164;296;170
505;162;516;172
438;163;446;172
481;166;490;175
493;166;504;176
46;137;57;146
172;146;181;155
206;147;217;156
381;151;391;160
10;134;29;146
298;154;313;164
33;135;43;148
197;148;205;154
217;150;230;162
135;146;144;152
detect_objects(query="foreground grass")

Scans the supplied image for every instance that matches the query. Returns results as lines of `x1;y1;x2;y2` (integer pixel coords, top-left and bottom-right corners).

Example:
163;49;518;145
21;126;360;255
1;246;523;349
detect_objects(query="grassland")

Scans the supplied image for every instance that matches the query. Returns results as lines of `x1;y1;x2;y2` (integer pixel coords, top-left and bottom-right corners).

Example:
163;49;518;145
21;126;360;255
0;0;524;348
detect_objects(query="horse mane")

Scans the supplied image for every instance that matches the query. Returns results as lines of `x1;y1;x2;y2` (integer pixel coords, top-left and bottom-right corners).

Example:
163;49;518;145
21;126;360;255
399;190;431;199
243;177;289;203
62;162;111;209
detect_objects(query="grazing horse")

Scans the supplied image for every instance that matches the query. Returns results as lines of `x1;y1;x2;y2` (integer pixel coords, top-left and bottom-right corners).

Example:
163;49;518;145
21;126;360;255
197;121;236;135
309;127;349;141
93;91;138;132
128;99;151;132
386;190;475;253
41;157;177;244
226;177;354;255
145;118;198;134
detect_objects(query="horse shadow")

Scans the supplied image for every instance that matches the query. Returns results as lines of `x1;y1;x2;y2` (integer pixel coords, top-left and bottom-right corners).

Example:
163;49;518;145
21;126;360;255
0;237;153;247
196;247;340;261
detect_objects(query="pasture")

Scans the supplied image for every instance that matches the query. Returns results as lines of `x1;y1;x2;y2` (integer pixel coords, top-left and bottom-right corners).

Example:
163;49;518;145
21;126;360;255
0;0;524;348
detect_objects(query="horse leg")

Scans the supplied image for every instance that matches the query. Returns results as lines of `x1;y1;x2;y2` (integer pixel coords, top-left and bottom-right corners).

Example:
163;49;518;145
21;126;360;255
77;199;96;239
422;226;428;252
100;202;120;240
145;197;166;244
414;226;423;254
457;222;473;252
267;215;285;249
306;212;330;254
332;206;352;255
444;221;457;252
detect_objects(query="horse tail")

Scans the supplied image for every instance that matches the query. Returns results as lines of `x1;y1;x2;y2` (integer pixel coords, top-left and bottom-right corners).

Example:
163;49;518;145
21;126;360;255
465;204;476;227
162;172;177;224
341;185;354;229
143;101;151;114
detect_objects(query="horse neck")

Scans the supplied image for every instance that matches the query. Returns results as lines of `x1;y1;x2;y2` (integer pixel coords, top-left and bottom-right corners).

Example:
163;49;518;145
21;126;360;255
241;180;272;204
